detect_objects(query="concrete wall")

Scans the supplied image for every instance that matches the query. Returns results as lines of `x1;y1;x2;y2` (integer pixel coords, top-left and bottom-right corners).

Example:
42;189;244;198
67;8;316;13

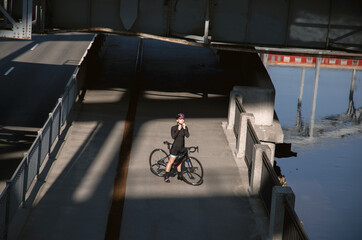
222;50;276;127
225;50;284;164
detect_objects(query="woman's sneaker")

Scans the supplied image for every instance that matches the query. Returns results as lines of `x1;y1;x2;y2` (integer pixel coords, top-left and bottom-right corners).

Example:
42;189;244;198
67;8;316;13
164;173;170;183
177;172;183;181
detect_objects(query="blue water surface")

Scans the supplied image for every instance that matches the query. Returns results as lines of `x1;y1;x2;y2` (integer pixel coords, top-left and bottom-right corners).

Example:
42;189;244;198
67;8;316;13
267;66;362;239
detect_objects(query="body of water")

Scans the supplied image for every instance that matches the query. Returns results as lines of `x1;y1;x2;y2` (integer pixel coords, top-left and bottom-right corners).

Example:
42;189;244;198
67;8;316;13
267;66;362;239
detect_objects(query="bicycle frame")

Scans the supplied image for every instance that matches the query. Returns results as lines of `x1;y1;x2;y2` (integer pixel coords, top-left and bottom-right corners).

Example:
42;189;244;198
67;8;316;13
149;140;203;185
163;140;198;168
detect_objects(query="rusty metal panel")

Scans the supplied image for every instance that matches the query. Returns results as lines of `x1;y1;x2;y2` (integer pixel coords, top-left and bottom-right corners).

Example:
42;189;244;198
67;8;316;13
50;0;123;30
171;0;206;37
328;0;362;48
211;0;249;43
50;0;90;28
287;0;330;48
131;0;167;35
92;0;122;29
246;0;289;45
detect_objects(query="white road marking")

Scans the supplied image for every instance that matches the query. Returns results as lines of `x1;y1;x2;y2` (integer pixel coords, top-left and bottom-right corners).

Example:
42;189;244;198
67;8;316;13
30;43;39;51
4;67;15;76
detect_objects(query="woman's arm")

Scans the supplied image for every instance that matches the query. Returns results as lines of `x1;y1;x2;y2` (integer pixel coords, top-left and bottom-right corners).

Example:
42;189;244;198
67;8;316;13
171;125;180;139
184;127;190;138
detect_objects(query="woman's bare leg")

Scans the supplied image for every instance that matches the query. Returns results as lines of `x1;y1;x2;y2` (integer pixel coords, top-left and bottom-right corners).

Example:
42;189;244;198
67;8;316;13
177;163;182;173
166;156;176;172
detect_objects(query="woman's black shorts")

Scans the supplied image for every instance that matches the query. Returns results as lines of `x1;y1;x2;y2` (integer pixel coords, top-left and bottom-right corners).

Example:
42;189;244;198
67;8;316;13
170;145;183;156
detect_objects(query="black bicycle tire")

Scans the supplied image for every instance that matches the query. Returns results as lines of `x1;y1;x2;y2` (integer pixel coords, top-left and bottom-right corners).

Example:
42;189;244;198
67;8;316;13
149;148;169;177
181;156;204;186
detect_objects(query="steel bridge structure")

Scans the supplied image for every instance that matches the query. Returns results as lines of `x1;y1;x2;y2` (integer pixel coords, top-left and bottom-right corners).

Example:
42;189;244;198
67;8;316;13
1;0;362;55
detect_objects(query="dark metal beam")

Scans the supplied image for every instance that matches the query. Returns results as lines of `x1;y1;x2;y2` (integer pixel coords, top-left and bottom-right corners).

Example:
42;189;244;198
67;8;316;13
0;0;32;39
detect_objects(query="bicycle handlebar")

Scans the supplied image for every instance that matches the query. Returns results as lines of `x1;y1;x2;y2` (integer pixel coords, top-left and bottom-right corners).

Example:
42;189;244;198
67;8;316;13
163;141;171;145
187;146;199;153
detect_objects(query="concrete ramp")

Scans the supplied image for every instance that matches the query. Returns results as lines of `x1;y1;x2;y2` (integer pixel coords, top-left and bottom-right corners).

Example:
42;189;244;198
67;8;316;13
121;90;261;240
11;35;265;240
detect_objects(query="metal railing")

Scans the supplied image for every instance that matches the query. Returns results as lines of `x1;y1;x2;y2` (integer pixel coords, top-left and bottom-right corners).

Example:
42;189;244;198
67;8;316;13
0;73;77;240
244;118;282;215
0;33;104;240
227;90;309;239
260;151;282;215
233;97;245;140
245;119;259;176
283;197;309;240
245;108;307;239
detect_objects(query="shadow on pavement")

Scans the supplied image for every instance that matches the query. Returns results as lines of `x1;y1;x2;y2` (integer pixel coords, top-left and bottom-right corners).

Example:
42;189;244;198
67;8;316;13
12;35;265;240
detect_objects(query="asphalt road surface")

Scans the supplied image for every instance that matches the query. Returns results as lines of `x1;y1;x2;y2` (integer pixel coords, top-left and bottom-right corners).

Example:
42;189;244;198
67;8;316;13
0;33;96;191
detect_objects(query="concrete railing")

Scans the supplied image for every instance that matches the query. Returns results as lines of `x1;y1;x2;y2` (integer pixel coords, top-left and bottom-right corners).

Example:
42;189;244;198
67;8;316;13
0;33;105;240
227;86;284;165
227;87;309;240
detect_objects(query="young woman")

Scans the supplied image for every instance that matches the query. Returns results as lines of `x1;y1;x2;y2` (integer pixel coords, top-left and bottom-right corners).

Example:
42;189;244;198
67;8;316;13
164;113;190;183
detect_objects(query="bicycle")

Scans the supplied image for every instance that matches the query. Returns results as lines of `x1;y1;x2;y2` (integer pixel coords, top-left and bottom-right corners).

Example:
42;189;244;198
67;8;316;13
149;141;204;186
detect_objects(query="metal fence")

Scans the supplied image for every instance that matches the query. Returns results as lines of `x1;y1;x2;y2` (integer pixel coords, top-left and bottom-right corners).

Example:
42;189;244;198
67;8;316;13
244;118;281;215
0;74;78;240
260;151;282;215
0;33;104;240
283;197;309;240
228;92;309;239
243;107;308;239
233;97;244;140
245;119;259;177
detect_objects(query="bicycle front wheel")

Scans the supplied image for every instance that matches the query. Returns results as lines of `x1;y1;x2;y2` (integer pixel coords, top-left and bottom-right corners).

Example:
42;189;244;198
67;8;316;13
149;149;169;177
181;157;204;186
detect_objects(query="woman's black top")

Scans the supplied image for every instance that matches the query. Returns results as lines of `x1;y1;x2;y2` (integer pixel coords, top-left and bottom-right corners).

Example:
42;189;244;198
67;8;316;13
170;125;190;155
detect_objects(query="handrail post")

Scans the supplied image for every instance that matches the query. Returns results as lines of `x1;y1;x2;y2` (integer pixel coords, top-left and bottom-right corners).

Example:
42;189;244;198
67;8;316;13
58;98;63;136
48;112;53;153
71;75;77;103
236;113;255;158
250;144;271;196
227;90;239;130
4;180;13;240
22;153;29;207
261;142;276;167
37;129;43;177
268;186;295;240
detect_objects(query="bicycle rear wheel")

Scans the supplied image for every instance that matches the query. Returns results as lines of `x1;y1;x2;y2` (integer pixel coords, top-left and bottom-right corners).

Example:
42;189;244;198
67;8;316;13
149;149;169;176
181;157;203;186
